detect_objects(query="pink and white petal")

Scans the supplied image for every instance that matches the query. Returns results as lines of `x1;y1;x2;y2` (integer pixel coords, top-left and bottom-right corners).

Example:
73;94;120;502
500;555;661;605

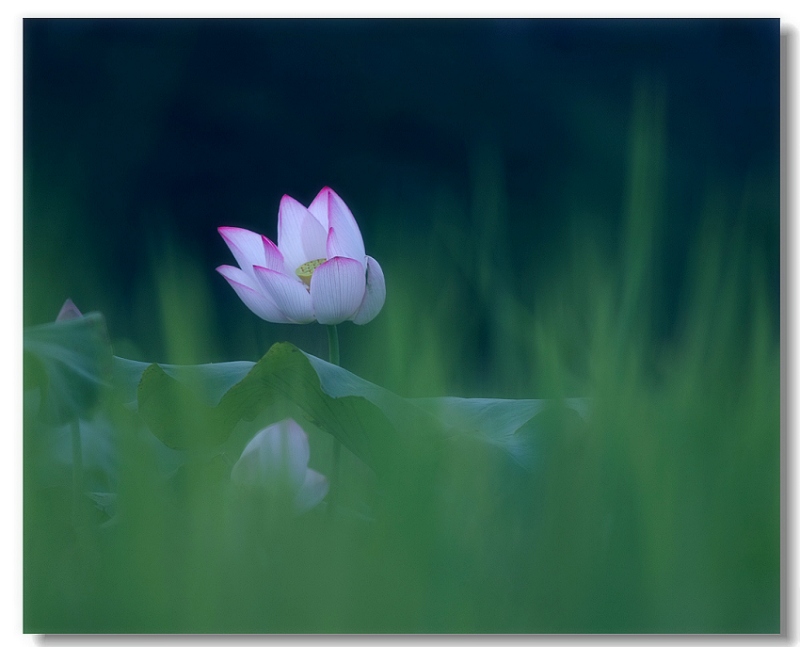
217;265;292;323
230;443;261;487
279;420;312;493
231;428;275;488
254;265;315;324
312;187;355;228
218;227;267;275
294;469;329;513
261;235;287;273
324;188;366;262
352;256;386;325
56;298;83;322
232;419;310;494
309;256;367;325
277;195;311;271
254;420;311;489
307;188;331;230
326;225;365;268
278;195;328;273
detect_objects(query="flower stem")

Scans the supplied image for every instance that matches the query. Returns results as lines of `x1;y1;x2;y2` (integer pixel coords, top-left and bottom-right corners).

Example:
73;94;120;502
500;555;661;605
327;325;341;518
71;419;84;528
327;325;340;366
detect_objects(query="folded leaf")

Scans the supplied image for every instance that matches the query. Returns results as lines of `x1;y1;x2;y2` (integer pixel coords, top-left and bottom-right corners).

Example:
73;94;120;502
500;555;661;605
130;341;587;473
413;397;589;468
24;312;113;424
135;343;423;470
112;356;254;409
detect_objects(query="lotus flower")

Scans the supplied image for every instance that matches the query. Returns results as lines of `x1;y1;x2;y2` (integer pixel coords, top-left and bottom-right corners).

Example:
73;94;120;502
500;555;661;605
56;298;83;322
217;187;385;325
231;419;329;513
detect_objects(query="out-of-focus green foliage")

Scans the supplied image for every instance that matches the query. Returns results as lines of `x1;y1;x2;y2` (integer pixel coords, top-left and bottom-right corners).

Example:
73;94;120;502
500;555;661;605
23;83;778;634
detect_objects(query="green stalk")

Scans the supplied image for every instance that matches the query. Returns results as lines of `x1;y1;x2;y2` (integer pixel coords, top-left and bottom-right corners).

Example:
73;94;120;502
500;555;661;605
327;324;340;366
327;325;341;517
71;419;84;528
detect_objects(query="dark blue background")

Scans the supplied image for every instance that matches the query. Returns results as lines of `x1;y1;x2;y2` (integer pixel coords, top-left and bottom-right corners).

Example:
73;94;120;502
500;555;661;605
23;18;780;363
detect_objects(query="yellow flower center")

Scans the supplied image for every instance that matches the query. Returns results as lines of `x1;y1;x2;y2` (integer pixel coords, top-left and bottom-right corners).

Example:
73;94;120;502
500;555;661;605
295;258;327;286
